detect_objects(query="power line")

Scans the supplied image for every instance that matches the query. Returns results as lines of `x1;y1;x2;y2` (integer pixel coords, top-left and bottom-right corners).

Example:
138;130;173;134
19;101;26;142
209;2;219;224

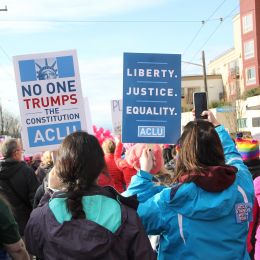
205;0;227;21
0;62;15;81
182;24;204;57
190;22;223;63
191;4;239;61
183;4;239;74
223;4;240;19
0;44;14;80
0;17;224;24
0;45;11;62
182;0;228;58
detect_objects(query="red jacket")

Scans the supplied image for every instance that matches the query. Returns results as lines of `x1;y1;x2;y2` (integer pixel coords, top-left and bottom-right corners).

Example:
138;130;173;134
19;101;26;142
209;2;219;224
114;142;137;188
104;153;125;193
97;172;113;187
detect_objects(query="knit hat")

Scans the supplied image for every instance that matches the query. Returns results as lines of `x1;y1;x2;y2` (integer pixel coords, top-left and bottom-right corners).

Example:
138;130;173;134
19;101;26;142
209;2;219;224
125;144;163;174
236;138;260;161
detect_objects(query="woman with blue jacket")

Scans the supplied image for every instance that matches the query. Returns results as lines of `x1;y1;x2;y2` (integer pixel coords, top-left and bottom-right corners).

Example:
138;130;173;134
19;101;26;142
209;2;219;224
125;110;254;260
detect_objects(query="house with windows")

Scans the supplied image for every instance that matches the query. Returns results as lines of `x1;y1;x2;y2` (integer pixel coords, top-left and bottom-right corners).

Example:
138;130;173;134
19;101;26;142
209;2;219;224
181;75;224;112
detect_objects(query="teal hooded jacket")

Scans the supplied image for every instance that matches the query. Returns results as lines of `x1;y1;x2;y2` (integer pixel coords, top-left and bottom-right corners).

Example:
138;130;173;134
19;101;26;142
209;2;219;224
124;125;254;260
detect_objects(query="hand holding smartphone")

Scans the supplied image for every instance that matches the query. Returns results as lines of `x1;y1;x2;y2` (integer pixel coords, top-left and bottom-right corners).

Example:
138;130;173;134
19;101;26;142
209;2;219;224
193;92;208;120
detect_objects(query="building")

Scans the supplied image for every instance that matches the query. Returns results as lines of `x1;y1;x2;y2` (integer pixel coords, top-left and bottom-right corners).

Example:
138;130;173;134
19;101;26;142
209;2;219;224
208;0;260;99
181;75;224;111
205;0;260;139
208;14;243;100
240;0;260;91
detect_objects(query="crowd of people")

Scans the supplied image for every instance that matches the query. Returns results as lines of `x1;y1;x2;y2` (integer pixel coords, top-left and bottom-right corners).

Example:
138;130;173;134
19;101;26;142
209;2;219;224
0;110;259;259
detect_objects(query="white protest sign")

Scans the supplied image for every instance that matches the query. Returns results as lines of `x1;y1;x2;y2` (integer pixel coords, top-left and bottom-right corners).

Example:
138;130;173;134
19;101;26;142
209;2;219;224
110;99;122;135
13;50;87;154
84;97;94;135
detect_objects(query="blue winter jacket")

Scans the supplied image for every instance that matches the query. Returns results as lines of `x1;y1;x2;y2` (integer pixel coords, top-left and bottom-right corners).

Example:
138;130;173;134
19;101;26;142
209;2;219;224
124;125;254;260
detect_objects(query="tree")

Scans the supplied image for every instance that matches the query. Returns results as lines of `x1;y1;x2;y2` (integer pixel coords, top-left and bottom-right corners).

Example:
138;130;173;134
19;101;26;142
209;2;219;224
0;103;21;137
224;79;246;134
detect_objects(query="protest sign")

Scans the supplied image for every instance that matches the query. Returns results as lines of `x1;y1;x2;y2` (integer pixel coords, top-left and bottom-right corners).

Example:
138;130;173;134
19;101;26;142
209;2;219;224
122;52;181;144
13;50;87;153
110;99;122;135
84;97;94;135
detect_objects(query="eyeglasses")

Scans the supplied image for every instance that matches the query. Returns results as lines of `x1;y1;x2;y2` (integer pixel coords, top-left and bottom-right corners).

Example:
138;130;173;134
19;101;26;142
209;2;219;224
16;148;25;152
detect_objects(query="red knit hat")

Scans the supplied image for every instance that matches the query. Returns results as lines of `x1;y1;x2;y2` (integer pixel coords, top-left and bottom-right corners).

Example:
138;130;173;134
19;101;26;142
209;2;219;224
125;144;163;174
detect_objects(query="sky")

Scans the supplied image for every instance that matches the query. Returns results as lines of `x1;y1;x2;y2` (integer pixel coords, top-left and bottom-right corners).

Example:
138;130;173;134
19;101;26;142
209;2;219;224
0;0;239;129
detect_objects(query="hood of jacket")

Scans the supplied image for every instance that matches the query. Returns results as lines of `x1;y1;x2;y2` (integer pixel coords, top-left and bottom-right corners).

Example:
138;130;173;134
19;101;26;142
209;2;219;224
0;159;25;180
178;165;237;192
167;165;240;220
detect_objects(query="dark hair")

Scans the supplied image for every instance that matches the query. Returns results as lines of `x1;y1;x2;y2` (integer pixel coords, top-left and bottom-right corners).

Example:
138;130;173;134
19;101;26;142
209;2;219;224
55;131;105;219
163;145;178;165
1;138;19;159
174;120;225;182
162;146;174;164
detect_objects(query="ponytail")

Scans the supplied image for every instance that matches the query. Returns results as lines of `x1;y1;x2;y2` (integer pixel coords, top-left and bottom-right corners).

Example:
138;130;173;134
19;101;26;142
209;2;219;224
67;189;85;219
55;131;105;219
66;181;90;219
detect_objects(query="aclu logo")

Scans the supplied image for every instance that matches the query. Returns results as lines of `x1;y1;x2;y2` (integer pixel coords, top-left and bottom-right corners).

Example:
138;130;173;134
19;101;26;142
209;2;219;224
19;56;75;82
138;126;165;138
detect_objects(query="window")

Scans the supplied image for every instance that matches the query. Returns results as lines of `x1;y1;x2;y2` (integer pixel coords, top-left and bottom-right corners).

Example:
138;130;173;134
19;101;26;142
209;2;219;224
246;67;256;85
187;87;200;105
237;118;247;128
242;13;253;34
244;40;254;59
229;60;239;77
252;117;260;127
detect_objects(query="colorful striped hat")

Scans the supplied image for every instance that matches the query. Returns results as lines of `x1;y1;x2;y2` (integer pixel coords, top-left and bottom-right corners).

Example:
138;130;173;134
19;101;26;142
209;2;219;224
236;138;260;161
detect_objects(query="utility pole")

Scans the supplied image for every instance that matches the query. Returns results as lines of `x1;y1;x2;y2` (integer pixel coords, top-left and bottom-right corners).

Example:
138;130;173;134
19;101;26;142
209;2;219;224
202;50;208;93
182;52;208;94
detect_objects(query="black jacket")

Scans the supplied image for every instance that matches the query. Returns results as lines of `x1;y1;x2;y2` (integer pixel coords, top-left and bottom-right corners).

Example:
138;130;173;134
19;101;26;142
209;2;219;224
25;186;156;260
244;159;260;180
0;159;39;235
35;163;53;184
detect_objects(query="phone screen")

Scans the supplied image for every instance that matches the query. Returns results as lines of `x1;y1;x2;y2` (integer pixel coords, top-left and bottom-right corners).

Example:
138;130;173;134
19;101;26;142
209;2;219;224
193;92;208;119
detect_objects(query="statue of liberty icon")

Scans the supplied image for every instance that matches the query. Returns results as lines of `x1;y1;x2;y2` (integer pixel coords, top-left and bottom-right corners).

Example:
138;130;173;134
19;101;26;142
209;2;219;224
35;58;58;80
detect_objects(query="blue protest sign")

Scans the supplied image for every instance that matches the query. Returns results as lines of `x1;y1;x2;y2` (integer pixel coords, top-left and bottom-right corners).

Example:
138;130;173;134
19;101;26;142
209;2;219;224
13;50;87;154
122;53;181;144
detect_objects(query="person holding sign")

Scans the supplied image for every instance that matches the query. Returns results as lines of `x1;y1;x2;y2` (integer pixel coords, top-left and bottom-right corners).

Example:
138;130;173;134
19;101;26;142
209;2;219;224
115;140;163;188
124;110;254;260
24;131;155;260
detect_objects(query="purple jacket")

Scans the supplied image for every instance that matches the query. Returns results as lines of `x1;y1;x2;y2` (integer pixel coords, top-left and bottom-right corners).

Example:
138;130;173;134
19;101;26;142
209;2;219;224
25;186;155;260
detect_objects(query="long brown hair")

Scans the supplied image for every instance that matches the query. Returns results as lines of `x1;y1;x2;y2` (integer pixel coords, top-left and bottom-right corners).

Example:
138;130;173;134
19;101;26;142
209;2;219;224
55;131;105;219
173;120;225;182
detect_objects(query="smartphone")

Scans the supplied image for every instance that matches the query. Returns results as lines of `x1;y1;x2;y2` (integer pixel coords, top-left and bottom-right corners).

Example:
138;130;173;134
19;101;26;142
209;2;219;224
193;92;208;119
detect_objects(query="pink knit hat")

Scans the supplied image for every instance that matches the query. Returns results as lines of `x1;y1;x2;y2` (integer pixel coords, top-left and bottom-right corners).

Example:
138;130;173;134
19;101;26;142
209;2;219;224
125;144;163;174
